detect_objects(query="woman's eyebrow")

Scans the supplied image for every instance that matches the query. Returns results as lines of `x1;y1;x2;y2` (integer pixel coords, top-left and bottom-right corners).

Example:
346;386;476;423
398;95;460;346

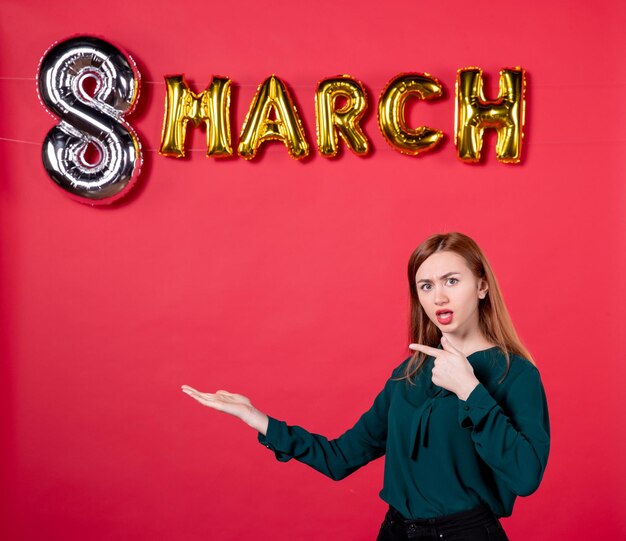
416;271;461;284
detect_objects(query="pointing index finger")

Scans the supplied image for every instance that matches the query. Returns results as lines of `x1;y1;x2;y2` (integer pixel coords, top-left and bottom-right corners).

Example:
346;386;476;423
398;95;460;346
409;343;441;357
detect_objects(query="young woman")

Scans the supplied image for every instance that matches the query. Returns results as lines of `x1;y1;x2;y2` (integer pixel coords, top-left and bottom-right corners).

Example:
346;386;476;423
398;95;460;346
182;232;550;540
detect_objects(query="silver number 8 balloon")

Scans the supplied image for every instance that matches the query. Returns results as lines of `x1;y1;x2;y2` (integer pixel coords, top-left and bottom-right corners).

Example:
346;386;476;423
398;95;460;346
37;36;142;204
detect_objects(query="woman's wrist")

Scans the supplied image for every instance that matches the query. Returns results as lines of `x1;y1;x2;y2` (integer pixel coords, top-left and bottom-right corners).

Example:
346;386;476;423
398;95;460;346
457;379;480;402
243;407;269;435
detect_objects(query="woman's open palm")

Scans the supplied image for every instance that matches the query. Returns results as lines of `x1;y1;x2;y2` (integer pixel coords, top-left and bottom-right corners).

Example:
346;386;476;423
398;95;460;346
181;386;252;417
181;385;269;434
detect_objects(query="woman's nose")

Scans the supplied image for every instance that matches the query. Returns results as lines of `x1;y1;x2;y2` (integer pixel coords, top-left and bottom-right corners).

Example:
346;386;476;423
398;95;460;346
434;286;448;304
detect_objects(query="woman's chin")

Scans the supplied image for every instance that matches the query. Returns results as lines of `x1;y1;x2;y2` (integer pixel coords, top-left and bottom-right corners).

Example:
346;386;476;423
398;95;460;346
435;322;457;334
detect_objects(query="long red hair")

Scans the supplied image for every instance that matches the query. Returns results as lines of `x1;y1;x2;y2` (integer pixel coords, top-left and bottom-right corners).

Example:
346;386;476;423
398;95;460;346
404;232;534;382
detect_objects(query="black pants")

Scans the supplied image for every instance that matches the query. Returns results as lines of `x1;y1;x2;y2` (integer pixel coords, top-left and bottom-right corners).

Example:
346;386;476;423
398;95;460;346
376;504;509;541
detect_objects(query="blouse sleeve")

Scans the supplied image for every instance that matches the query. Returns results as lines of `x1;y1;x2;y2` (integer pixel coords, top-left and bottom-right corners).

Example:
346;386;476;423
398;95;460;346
257;377;393;481
458;364;550;496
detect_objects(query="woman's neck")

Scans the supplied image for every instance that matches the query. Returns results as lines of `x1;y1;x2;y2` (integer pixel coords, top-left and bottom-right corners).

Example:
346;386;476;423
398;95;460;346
441;332;496;357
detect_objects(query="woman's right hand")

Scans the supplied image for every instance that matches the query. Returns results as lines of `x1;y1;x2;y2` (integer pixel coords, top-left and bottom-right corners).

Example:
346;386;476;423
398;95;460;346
181;385;269;435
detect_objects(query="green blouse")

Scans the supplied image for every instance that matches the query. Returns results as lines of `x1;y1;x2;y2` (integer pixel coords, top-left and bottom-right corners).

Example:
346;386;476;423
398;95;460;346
258;347;550;519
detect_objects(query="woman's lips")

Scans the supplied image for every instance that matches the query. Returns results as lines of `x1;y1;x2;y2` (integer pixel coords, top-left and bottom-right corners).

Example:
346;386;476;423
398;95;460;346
436;310;454;325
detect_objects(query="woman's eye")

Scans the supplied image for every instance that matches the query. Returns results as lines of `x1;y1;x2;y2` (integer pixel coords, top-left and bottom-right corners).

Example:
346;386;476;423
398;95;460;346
447;278;458;285
419;283;432;291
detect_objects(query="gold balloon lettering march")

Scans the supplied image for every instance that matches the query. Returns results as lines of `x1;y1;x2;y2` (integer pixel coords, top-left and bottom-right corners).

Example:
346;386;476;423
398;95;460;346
160;69;526;163
37;35;528;204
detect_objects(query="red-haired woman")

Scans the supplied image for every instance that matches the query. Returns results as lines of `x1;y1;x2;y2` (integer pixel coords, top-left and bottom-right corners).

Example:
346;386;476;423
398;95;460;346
182;232;550;541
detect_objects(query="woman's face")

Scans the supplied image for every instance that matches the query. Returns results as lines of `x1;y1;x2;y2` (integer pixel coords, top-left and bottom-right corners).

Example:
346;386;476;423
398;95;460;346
415;251;488;338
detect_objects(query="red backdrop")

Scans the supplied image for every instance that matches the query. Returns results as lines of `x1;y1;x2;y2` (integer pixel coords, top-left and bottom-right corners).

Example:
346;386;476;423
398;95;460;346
1;1;625;539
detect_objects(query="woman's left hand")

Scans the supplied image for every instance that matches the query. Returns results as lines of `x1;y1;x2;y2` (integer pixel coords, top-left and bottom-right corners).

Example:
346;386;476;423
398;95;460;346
409;336;480;401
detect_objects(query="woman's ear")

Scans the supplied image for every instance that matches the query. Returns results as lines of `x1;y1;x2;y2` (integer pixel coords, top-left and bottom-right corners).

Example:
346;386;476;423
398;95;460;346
478;279;488;299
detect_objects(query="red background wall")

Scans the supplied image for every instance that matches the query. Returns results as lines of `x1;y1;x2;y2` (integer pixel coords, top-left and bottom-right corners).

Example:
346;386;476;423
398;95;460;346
1;1;625;539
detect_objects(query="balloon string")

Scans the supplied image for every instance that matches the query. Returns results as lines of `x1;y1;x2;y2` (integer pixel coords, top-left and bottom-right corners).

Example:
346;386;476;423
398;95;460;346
2;137;624;151
0;137;40;146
